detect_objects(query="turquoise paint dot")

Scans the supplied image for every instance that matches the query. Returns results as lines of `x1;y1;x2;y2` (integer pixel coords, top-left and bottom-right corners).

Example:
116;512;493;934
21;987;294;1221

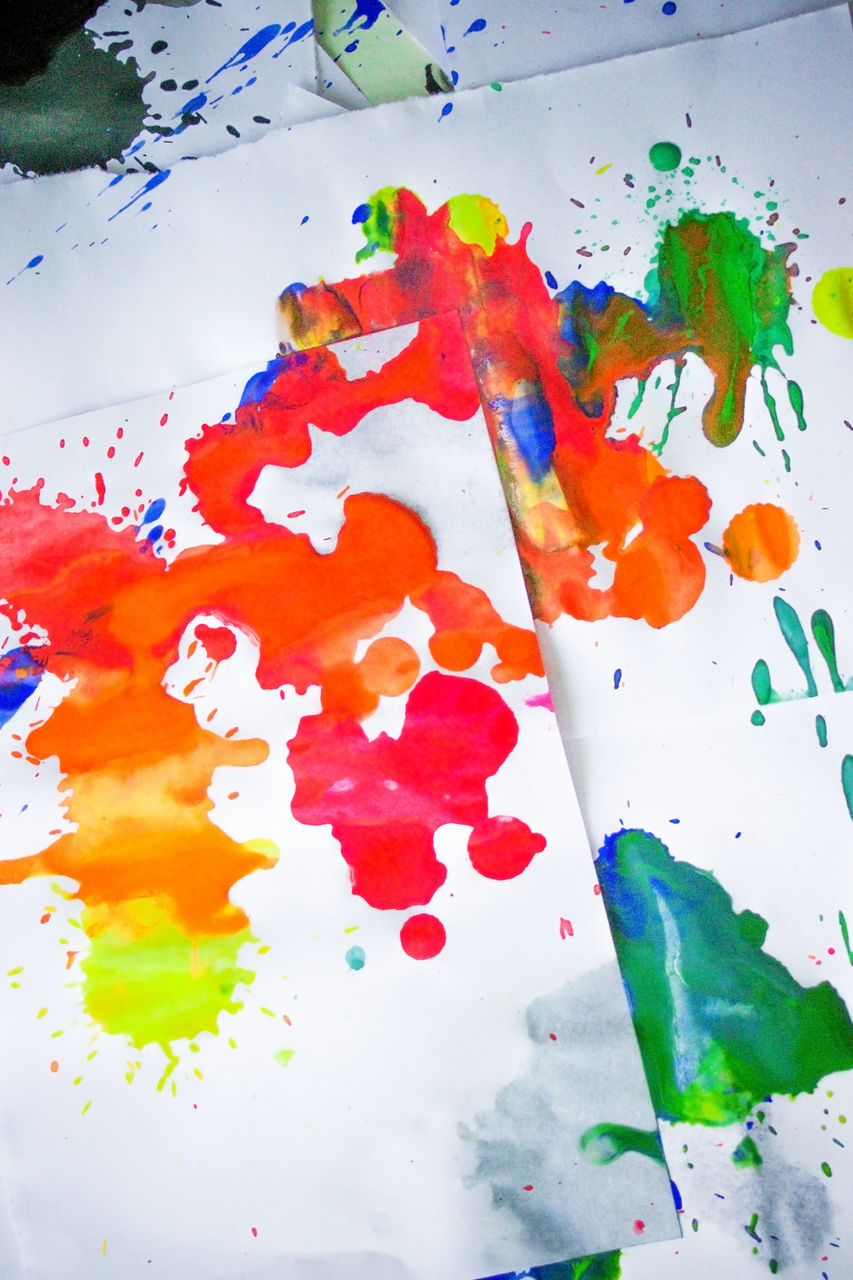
346;945;366;971
649;141;682;172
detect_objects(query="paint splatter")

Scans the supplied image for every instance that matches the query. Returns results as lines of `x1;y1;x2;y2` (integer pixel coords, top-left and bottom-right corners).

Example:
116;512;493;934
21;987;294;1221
751;597;851;723
722;504;800;582
281;188;801;631
0;314;544;1063
812;267;853;339
732;1135;763;1168
579;1122;665;1166
345;945;366;970
595;829;853;1123
649;141;682;172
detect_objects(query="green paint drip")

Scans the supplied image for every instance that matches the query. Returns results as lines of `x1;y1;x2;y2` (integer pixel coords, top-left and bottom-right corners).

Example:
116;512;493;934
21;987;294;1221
839;911;853;965
751;658;775;707
773;596;818;697
787;379;807;431
811;610;846;692
653;211;795;447
816;714;828;748
732;1135;763;1168
760;369;785;442
627;379;646;420
0;30;151;175
595;829;853;1125
651;358;686;455
579;1122;665;1166
842;755;853;823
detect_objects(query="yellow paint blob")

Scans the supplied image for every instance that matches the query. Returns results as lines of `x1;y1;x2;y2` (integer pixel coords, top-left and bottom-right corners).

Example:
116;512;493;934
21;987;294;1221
812;267;853;339
446;194;508;255
722;503;800;582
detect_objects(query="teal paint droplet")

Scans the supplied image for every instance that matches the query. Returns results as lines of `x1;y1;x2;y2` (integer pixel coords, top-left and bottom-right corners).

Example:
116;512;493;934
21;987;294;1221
816;715;828;748
842;755;853;823
649;141;682;172
751;710;766;726
751;659;774;706
788;379;807;431
811;609;846;692
345;945;366;970
821;1161;832;1177
773;596;818;697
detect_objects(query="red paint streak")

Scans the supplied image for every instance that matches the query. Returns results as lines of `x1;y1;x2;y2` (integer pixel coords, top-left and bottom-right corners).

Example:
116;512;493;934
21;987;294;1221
160;414;169;427
523;1184;534;1192
559;917;573;938
467;815;545;880
193;623;237;664
251;1227;257;1238
400;913;446;960
289;672;518;910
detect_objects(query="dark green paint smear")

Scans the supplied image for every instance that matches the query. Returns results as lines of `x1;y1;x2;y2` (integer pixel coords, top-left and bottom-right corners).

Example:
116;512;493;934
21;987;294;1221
579;1122;665;1166
595;829;853;1125
732;1134;763;1168
0;29;151;175
842;755;853;823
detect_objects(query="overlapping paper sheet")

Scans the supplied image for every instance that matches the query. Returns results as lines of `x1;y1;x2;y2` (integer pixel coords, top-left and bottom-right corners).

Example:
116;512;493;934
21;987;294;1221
2;5;853;1279
0;318;678;1277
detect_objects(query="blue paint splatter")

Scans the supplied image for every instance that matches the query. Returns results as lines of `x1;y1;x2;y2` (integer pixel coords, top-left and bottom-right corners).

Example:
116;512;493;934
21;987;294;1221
614;668;622;689
334;0;385;37
5;254;45;286
0;648;46;728
240;357;286;407
670;1179;683;1211
140;498;166;526
544;270;558;290
352;203;371;224
464;18;487;35
108;170;170;222
439;101;453;120
206;25;282;83
495;386;556;482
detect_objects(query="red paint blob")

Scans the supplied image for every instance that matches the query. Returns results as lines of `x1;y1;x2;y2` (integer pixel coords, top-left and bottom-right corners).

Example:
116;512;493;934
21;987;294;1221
193;623;238;664
400;913;446;959
467;815;546;880
633;1219;645;1235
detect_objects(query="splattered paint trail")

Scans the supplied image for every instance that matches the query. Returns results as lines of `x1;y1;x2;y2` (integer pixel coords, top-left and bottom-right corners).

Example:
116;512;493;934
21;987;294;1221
595;828;853;1124
280;187;802;629
0;316;546;1072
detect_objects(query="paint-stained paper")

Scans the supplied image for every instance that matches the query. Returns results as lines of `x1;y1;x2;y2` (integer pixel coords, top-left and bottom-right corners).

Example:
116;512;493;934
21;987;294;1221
0;321;678;1279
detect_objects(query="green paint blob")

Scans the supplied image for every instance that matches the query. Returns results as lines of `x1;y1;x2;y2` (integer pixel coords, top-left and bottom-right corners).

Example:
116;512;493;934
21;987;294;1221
595;829;853;1125
842;755;853;823
649;141;682;172
821;1160;832;1177
275;1048;295;1067
653;211;795;447
345;945;366;970
530;1251;623;1280
579;1122;665;1166
787;379;807;431
812;267;853;339
812;609;846;692
446;193;508;255
0;30;151;175
816;714;828;748
731;1135;763;1168
82;914;255;1052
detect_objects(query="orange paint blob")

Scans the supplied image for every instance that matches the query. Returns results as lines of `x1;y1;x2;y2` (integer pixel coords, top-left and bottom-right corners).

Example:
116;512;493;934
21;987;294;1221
722;503;800;582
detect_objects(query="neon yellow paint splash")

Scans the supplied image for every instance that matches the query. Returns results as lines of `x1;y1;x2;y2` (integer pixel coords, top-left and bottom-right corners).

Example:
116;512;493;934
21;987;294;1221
812;267;853;339
446;193;508;255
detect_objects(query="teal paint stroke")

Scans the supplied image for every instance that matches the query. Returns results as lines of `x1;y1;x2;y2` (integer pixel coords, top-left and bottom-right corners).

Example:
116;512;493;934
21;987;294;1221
595;828;853;1125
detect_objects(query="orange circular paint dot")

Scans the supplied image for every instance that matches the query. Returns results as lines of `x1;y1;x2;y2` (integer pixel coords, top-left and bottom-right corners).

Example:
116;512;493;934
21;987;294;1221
721;503;800;582
50;1060;59;1073
358;636;420;697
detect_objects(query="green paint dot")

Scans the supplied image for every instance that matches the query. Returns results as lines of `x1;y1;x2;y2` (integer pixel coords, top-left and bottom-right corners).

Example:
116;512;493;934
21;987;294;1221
751;710;766;726
346;945;366;971
821;1161;832;1177
812;267;853;339
649;141;682;172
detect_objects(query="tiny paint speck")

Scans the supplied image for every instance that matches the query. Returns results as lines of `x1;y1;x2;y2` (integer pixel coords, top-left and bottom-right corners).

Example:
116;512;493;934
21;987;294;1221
345;945;366;970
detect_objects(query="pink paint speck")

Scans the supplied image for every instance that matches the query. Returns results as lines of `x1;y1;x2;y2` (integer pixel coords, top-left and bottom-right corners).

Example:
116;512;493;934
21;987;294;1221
525;691;554;712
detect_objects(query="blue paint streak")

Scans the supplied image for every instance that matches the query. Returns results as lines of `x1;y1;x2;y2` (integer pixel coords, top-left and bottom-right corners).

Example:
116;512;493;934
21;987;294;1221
544;270;557;290
333;0;385;37
206;24;281;83
439;101;453;120
146;524;164;544
495;386;556;483
108;170;170;221
173;92;207;118
614;668;622;689
464;18;487;35
0;648;46;728
141;497;166;525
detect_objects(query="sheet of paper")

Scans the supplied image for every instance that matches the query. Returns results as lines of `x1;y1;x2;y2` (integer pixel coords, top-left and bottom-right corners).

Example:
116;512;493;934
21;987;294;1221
0;320;678;1279
2;7;853;1278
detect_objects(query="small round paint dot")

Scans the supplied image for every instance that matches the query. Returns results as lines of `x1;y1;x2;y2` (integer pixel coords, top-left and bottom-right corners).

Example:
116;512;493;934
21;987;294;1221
649;141;682;172
400;913;446;959
345;945;366;971
662;1;677;13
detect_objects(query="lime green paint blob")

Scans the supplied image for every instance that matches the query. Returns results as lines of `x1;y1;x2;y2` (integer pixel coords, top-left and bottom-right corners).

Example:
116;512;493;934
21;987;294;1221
446;193;508;256
82;911;255;1052
595;829;853;1125
649;141;682;172
275;1048;295;1067
652;211;795;446
355;186;402;264
579;1122;665;1166
732;1135;763;1168
812;267;853;338
0;30;152;176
